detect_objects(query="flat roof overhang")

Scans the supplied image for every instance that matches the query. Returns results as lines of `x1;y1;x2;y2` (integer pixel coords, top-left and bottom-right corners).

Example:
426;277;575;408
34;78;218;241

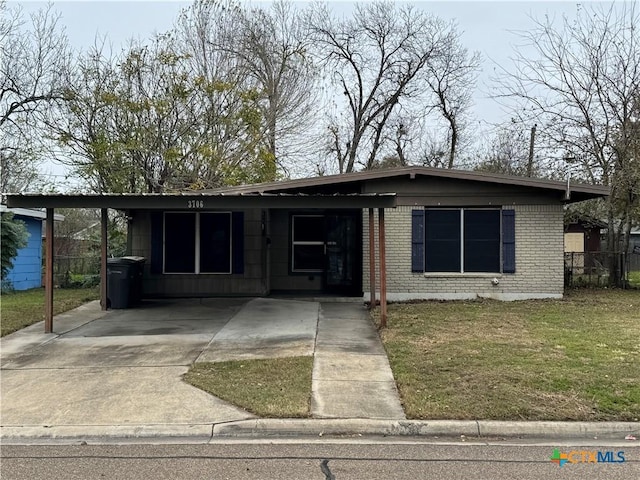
6;192;397;210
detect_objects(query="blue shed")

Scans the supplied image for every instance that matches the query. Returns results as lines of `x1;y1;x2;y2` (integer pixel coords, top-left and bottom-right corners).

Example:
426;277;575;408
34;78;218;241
1;207;63;291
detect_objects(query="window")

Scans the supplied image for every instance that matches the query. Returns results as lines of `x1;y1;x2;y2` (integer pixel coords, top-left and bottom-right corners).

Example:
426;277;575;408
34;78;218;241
291;215;324;272
164;212;233;274
413;208;513;274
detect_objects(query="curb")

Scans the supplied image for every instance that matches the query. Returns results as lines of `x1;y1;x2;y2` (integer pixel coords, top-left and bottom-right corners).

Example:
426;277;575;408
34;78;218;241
2;420;637;442
213;419;640;439
0;424;213;442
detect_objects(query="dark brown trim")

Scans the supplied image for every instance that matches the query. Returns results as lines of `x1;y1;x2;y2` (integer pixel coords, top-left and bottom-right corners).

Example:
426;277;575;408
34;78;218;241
44;208;54;333
203;166;610;199
368;208;376;309
101;208;108;311
378;208;387;328
6;193;397;210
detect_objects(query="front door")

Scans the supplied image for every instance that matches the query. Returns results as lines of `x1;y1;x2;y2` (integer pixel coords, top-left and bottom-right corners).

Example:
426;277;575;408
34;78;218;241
324;213;361;295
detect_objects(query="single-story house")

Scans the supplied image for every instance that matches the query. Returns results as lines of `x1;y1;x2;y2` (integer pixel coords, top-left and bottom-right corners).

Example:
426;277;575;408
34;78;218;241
0;206;63;290
6;166;609;330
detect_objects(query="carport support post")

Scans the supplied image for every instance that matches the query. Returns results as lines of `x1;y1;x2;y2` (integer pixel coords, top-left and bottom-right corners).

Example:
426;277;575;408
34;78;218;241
368;208;376;309
101;208;108;311
378;207;387;328
44;208;54;333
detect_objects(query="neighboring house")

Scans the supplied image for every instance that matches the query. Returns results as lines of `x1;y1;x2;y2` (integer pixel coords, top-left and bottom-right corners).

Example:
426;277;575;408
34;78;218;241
564;215;607;274
564;215;605;254
0;206;63;290
6;167;609;301
122;167;606;301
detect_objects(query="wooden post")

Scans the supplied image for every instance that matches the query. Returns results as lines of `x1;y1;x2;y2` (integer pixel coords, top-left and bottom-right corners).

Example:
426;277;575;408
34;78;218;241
101;208;108;310
368;208;376;309
44;208;54;333
378;207;387;328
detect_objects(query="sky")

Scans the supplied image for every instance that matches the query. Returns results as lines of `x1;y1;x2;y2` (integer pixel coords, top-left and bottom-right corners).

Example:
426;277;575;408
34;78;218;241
10;0;594;186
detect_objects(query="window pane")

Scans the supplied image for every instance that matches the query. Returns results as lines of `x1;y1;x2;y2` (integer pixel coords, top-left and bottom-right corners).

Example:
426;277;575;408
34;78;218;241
425;210;461;272
164;213;196;273
464;210;500;272
293;244;324;271
293;215;324;242
200;213;231;273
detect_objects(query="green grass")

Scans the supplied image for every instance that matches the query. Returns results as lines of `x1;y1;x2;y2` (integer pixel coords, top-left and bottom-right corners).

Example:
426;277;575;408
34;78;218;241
184;357;314;417
629;271;640;288
0;287;99;336
376;289;640;421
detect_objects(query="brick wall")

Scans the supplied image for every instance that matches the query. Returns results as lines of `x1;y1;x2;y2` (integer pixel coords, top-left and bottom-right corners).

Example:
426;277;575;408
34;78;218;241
362;204;564;301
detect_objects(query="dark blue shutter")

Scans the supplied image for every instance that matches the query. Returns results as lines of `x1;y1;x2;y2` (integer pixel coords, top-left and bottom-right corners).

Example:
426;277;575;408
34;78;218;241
411;210;425;272
232;211;244;274
502;209;516;274
150;212;163;274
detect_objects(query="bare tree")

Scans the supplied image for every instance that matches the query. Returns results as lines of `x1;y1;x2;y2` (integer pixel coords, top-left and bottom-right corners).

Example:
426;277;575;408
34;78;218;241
0;1;70;192
307;1;451;173
494;3;640;285
228;1;319;176
472;122;538;177
424;29;480;168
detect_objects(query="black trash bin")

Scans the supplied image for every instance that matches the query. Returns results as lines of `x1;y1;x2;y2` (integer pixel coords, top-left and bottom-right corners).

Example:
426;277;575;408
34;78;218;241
107;256;146;309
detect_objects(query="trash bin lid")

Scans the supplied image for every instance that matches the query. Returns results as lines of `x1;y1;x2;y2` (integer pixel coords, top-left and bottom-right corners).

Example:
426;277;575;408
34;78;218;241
121;256;146;263
107;256;146;265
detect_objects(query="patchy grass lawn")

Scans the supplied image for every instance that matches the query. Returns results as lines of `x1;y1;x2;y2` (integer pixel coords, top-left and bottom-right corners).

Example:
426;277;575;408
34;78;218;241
0;287;99;337
376;289;640;421
184;357;313;417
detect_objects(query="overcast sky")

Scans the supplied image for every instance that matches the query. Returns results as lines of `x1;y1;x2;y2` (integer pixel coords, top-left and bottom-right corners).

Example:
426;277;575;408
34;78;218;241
11;0;596;185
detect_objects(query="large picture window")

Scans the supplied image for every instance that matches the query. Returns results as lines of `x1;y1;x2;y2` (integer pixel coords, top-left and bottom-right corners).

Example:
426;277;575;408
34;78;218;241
291;215;325;272
164;212;232;274
420;208;502;273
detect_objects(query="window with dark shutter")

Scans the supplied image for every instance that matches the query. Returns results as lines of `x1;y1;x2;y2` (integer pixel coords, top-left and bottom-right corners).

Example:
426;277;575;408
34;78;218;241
160;211;243;275
418;208;510;274
502;210;516;273
411;210;425;272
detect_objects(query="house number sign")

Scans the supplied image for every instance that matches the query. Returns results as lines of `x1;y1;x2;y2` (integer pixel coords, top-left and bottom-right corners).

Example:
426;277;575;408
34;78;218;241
187;200;204;209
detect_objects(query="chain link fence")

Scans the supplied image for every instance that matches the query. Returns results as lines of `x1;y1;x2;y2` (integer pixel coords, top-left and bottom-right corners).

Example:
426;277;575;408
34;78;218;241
564;251;639;288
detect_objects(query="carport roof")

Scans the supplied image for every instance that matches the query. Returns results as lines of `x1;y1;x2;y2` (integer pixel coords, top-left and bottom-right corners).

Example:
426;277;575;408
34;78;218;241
5;192;397;210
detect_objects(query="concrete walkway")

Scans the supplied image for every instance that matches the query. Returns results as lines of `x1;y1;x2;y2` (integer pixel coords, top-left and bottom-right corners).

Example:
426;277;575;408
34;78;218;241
197;298;319;362
0;297;407;441
312;303;405;419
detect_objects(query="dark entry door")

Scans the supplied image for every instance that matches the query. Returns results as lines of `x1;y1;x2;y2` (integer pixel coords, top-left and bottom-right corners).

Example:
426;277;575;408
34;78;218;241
324;213;360;295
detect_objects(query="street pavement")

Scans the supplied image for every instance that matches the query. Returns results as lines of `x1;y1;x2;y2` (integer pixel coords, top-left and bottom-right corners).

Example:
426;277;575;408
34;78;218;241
2;441;639;479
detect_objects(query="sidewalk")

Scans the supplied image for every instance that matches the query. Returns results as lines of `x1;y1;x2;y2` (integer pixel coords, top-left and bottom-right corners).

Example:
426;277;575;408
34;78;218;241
312;303;405;419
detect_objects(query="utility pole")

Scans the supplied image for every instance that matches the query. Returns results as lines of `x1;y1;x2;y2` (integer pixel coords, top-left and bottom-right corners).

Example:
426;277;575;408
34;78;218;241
527;124;537;177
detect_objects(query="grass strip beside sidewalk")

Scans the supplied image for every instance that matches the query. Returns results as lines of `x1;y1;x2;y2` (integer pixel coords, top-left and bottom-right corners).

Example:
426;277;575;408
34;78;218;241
185;356;314;418
377;289;640;421
1;287;99;337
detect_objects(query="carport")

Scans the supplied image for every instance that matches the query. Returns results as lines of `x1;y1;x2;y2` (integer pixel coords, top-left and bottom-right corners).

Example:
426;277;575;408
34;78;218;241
6;192;396;333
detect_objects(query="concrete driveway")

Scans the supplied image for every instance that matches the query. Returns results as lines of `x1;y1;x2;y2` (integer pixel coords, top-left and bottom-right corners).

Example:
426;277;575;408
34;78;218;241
1;297;403;439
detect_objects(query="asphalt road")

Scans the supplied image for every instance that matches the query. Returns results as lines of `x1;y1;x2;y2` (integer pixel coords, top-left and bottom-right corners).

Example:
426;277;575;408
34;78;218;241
2;440;638;480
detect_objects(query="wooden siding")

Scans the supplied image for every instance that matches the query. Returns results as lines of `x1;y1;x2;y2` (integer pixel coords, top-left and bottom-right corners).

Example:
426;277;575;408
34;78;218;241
269;209;323;292
130;209;266;297
363;176;564;206
4;216;42;290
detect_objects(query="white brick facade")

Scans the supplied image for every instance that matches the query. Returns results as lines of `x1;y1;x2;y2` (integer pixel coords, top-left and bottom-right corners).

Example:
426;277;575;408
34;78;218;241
362;204;564;301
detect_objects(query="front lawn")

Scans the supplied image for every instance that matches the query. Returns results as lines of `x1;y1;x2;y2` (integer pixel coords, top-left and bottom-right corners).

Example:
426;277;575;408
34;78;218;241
377;289;640;421
0;287;99;337
185;357;313;417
